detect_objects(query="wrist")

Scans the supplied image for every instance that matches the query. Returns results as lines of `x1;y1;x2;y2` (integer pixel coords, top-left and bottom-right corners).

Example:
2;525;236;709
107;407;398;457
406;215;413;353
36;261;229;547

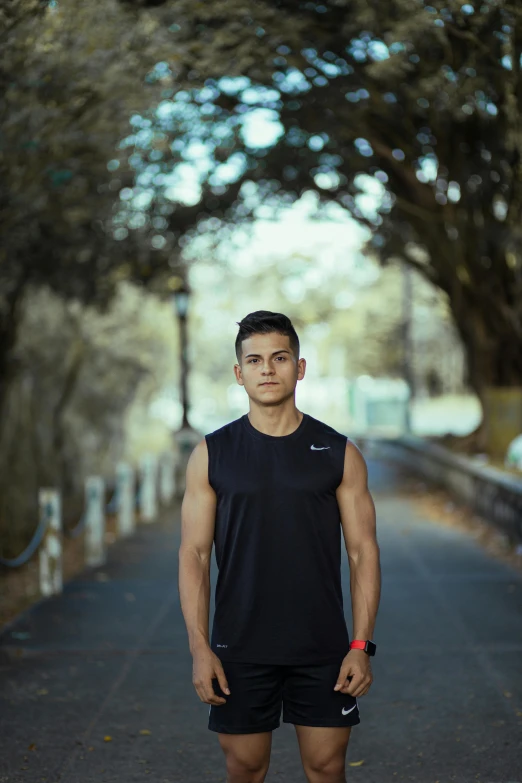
350;639;377;656
189;634;211;655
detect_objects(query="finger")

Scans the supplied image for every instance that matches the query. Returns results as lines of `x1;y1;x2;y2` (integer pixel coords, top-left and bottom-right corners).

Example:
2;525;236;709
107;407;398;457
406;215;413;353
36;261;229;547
203;687;227;706
194;681;226;705
334;666;352;691
204;678;226;705
215;665;231;696
204;680;227;705
348;677;372;696
357;680;373;697
341;673;364;695
208;694;227;705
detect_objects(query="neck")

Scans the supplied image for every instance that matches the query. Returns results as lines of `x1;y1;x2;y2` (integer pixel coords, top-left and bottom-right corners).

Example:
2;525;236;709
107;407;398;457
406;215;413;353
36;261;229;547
247;400;303;437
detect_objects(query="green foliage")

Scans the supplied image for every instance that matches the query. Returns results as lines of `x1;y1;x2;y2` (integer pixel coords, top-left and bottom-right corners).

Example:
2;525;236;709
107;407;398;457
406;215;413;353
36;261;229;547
2;0;522;391
0;0;179;306
0;283;175;551
121;0;522;388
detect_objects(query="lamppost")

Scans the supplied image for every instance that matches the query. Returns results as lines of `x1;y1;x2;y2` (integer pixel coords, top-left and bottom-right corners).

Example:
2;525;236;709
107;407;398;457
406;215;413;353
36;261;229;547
401;262;414;433
172;283;191;429
171;282;200;496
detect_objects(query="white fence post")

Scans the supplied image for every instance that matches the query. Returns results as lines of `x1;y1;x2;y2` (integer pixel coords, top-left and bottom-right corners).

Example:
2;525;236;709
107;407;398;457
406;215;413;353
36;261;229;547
85;476;106;567
38;489;62;597
139;453;158;523
116;462;135;537
159;451;176;505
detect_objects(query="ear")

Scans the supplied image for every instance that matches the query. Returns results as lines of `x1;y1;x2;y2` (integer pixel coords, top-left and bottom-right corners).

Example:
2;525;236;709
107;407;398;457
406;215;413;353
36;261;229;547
234;363;244;386
297;357;306;381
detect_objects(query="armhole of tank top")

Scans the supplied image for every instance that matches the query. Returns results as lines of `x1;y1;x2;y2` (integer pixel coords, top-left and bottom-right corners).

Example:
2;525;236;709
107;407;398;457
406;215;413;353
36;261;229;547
204;435;215;491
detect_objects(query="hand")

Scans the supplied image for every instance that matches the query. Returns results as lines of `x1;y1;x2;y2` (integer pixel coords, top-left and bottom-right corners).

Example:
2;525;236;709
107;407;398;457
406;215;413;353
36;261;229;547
334;649;373;697
192;645;231;706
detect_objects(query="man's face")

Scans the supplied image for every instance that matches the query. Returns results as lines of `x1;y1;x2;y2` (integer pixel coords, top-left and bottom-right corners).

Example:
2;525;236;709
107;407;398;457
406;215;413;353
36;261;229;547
234;332;306;405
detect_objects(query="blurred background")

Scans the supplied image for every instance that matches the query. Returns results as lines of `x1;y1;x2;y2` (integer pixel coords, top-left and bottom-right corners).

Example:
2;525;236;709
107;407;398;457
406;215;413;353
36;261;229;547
1;3;522;780
3;0;521;563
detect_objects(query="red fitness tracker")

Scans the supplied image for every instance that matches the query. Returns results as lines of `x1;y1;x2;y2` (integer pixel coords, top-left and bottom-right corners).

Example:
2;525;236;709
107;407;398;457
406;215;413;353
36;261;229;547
350;639;377;656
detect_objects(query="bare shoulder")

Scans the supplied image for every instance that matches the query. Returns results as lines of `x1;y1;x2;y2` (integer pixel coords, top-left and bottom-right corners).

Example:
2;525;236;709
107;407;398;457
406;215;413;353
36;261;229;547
340;439;369;489
186;438;210;485
190;437;209;462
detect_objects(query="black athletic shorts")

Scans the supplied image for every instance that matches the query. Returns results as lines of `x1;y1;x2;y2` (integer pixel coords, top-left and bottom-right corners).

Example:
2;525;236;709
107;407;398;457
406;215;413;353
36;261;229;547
208;660;360;734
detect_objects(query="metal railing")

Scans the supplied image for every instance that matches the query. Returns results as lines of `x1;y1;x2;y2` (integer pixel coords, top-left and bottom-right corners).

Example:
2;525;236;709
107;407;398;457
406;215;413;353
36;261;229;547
0;451;177;597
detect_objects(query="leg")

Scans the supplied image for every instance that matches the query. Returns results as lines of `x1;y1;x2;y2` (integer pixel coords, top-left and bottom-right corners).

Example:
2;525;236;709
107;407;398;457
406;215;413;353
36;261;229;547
295;725;352;783
218;731;272;783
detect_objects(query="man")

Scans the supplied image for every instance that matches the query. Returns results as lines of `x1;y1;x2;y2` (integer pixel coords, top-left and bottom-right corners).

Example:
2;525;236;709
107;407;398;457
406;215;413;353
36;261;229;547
179;310;381;783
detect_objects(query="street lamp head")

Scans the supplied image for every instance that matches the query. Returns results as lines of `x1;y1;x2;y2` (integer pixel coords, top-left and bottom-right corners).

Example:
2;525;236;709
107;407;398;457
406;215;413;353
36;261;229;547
173;286;190;318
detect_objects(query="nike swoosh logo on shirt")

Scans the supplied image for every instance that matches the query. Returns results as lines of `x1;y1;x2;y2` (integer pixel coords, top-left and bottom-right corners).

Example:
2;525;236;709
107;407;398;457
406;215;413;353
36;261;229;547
342;704;357;716
310;445;330;450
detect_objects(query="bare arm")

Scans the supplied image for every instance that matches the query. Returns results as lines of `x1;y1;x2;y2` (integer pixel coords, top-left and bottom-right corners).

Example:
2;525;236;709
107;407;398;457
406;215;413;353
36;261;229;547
178;439;230;705
334;440;381;696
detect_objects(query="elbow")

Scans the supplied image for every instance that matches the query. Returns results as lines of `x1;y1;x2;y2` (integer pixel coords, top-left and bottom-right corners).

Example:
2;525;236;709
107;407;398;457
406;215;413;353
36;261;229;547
347;538;380;568
179;544;211;568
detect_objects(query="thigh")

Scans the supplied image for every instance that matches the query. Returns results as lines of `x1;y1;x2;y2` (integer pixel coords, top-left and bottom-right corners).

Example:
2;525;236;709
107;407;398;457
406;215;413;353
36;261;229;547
208;661;283;734
282;661;360;728
218;731;273;778
294;724;352;779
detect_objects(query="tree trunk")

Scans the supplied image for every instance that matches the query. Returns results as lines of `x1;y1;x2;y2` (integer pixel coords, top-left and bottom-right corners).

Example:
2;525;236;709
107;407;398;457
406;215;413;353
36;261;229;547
0;283;25;443
450;304;522;457
52;336;86;503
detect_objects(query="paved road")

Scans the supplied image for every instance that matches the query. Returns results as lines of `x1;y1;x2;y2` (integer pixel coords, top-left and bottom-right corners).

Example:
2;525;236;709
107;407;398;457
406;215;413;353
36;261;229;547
1;460;521;783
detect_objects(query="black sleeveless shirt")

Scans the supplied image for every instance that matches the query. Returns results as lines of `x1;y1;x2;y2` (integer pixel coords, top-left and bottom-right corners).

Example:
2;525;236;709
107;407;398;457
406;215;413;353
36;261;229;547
206;412;350;665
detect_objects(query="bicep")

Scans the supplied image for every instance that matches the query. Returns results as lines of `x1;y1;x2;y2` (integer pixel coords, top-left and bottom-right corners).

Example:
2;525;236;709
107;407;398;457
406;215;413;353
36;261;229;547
180;439;216;562
336;441;377;557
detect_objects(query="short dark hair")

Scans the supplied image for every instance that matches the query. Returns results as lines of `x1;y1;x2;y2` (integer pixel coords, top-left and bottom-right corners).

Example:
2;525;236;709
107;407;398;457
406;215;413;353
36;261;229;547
235;311;300;363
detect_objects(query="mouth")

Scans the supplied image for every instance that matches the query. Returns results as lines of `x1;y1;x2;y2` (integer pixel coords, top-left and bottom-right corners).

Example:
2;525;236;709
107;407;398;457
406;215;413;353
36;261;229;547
260;382;278;387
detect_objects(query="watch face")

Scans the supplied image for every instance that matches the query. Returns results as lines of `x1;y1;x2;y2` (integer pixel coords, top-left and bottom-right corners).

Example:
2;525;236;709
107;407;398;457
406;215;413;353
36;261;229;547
366;640;377;656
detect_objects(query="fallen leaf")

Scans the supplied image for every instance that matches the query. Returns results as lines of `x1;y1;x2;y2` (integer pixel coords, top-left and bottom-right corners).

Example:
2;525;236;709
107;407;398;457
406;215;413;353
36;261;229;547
348;760;364;767
139;729;151;735
36;689;48;696
28;744;36;751
503;691;512;698
104;735;112;742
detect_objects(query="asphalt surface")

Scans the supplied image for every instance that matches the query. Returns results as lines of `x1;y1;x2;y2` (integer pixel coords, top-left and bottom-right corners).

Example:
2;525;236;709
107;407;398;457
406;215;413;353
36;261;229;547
0;458;521;783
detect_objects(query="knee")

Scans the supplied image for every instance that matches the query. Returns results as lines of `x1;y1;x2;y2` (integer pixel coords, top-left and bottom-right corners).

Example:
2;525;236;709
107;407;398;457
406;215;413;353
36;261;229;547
226;754;269;783
304;755;345;783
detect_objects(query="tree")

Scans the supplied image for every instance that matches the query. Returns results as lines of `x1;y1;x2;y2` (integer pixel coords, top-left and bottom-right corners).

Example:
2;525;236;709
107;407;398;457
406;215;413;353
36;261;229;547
116;0;521;400
0;282;176;554
3;0;522;413
0;0;196;425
